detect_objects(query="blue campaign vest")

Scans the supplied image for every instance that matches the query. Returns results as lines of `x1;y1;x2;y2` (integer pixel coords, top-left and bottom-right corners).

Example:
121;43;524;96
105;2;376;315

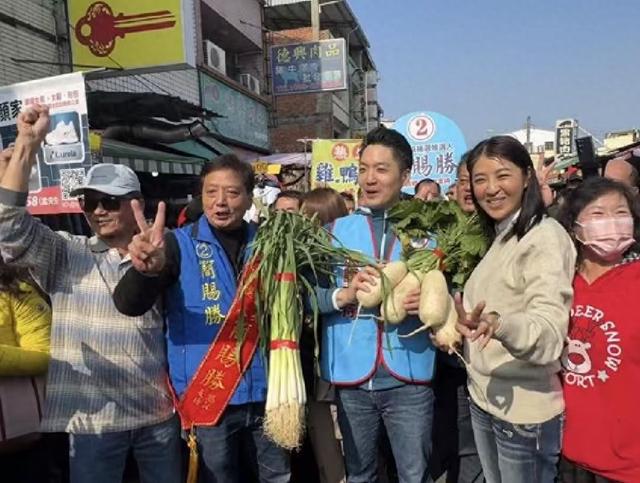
320;213;436;385
164;215;267;404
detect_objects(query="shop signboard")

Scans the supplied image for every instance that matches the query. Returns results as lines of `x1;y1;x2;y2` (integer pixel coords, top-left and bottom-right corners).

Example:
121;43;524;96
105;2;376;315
311;139;361;195
200;73;270;150
271;39;347;95
68;0;196;71
556;119;578;156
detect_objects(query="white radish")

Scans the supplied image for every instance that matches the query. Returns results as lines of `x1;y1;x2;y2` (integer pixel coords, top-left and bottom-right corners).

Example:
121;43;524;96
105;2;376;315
432;302;462;349
418;270;450;328
356;261;407;308
380;271;424;324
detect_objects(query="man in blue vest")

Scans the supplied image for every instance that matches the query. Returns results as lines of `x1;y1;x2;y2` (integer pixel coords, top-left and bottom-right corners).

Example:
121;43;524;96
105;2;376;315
316;127;436;482
112;154;290;483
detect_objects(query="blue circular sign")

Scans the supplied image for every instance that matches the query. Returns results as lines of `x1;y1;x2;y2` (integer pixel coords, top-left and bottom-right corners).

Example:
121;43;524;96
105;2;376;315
394;111;467;193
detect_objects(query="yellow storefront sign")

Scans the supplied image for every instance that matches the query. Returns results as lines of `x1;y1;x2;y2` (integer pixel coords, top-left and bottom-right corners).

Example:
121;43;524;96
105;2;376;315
311;139;361;194
68;0;195;70
253;162;282;175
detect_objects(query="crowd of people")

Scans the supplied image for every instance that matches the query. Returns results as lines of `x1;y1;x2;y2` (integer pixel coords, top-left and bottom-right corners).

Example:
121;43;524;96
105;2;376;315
0;103;637;483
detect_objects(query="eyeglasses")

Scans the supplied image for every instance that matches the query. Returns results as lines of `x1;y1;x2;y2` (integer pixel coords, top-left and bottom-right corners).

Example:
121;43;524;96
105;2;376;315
79;195;134;212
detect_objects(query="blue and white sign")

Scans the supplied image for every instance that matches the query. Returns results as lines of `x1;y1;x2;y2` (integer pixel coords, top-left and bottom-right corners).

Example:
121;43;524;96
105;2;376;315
394;111;467;192
270;39;347;95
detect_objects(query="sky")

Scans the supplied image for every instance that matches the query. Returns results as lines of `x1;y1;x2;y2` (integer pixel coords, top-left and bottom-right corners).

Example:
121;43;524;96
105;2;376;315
348;0;640;145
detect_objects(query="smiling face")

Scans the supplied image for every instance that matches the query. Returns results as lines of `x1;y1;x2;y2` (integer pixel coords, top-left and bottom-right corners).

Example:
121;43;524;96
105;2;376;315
471;155;529;223
201;168;253;230
455;163;475;213
358;144;410;210
575;191;632;238
82;190;139;241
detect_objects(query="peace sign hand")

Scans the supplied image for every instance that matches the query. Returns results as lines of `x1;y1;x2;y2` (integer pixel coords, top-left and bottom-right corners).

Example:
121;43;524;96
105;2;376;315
128;200;167;275
454;293;499;351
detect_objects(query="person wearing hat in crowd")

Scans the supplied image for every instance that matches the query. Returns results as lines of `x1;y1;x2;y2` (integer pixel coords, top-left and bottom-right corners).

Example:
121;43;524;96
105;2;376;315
0;105;181;483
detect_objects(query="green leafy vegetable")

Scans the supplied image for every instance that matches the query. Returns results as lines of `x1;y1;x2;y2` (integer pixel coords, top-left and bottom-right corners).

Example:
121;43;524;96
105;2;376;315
387;199;488;288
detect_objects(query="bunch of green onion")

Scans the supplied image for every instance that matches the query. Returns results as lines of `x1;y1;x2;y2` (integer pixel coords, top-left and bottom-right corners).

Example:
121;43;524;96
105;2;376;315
240;211;372;449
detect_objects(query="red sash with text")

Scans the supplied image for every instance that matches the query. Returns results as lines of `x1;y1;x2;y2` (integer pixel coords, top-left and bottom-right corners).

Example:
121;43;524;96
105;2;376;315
176;258;260;430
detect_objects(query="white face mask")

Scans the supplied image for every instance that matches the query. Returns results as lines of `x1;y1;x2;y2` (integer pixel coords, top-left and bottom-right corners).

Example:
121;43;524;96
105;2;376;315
576;216;635;262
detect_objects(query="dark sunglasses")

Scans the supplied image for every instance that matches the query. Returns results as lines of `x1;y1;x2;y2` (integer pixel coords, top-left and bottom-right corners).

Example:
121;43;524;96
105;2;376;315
79;195;136;212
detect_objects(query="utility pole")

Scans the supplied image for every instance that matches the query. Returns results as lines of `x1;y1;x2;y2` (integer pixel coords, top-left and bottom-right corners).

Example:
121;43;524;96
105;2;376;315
526;115;532;145
311;0;320;40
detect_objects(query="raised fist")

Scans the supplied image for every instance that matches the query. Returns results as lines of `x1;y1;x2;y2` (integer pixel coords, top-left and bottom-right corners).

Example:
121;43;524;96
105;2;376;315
17;104;50;148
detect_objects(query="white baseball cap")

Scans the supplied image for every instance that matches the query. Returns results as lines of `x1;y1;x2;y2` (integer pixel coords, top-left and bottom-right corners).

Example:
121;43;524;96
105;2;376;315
70;164;141;197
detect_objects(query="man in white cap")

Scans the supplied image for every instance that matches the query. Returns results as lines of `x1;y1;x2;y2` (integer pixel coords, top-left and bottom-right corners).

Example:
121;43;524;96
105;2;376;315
0;105;180;483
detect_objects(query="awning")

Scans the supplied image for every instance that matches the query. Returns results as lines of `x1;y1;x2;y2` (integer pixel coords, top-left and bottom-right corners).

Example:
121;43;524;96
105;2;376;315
96;139;205;175
161;136;233;160
247;152;311;166
554;156;579;170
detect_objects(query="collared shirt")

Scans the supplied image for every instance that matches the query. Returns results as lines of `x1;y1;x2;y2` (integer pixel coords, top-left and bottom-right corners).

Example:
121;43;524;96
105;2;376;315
0;190;174;434
495;209;521;235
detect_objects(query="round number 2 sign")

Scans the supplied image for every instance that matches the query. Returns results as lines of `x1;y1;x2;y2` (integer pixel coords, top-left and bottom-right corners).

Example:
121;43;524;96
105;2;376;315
408;115;436;142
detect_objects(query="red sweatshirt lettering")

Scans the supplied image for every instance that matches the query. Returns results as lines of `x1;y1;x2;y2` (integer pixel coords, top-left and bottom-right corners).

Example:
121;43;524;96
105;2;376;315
562;261;640;482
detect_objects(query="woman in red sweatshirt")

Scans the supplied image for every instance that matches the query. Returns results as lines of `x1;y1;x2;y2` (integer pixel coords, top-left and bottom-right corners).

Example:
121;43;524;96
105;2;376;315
558;177;640;482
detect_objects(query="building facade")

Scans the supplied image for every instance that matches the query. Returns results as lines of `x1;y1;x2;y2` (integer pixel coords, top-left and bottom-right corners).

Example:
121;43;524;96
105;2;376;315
265;0;382;153
0;1;69;86
1;0;272;160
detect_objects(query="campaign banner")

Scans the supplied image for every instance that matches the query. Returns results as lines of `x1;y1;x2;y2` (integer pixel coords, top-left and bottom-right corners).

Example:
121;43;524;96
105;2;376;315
271;39;347;95
394;111;467;192
0;72;91;215
311;139;361;195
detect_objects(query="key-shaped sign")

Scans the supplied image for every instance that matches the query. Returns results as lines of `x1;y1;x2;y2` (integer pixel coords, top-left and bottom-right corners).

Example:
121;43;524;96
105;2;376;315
75;2;177;57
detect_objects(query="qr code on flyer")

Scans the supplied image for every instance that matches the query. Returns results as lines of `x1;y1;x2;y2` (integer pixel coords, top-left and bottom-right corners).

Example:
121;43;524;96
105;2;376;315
59;168;86;200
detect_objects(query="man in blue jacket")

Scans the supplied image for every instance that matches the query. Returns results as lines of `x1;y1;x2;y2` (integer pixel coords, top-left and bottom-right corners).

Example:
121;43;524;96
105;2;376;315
317;127;436;482
113;154;289;482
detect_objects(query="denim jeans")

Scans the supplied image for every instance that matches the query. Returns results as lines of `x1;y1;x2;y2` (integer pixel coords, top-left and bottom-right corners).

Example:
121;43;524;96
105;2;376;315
470;401;562;483
68;414;182;483
337;384;434;483
429;358;483;483
194;402;290;483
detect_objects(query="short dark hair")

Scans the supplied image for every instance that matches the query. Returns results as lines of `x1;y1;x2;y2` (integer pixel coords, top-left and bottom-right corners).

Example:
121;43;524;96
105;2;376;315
415;178;441;195
558;177;640;258
467;135;545;242
361;126;413;171
200;154;255;195
457;151;470;177
340;191;355;202
275;190;303;203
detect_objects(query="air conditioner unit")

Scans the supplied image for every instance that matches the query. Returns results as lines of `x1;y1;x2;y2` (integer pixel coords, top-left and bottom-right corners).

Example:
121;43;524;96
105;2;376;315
204;40;226;75
239;73;260;95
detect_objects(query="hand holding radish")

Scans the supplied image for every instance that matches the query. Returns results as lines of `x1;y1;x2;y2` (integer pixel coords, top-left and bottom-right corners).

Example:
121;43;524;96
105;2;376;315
454;293;499;350
336;265;380;308
128;200;167;274
403;288;421;315
357;261;406;308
